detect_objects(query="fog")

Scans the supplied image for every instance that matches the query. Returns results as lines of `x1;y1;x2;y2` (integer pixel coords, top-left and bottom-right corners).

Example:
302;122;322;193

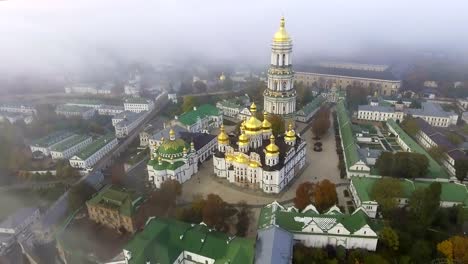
1;0;467;78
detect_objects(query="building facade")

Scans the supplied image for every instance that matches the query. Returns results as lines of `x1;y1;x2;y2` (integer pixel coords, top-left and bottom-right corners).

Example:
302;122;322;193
86;185;144;234
174;104;222;133
98;105;125;116
55;105;96;120
295;96;325;123
50;135;92;160
69;134;118;170
124;98;154;113
213;103;307;194
264;17;297;123
29;131;76;156
0;104;37;115
112;111;147;138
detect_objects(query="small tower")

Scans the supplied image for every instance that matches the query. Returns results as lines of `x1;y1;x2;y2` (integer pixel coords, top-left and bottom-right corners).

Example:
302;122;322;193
190;141;195;152
219;72;226;82
169;128;175;141
262;111;272;140
265;135;280;166
217;124;229;152
238;125;250;153
284;123;296;146
244;102;263;148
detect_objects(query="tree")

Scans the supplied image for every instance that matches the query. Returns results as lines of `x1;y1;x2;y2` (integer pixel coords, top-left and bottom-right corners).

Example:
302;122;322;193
454;159;468;181
375;152;429;179
437;239;453;263
68;181;95;211
446;132;463;145
363;254;389;264
346;85;368;110
192;80;207;93
409;240;431;264
450;236;468;264
375;152;394;176
110;163;126;185
370;178;403;216
311;107;331;140
268;114;285;136
181;96;197;113
428;146;447;163
235;201;251;237
202;194;236;232
159;179;182;208
400;117;420;136
379;226;399;251
409;182;441;228
314;179;337;213
294;182;315;211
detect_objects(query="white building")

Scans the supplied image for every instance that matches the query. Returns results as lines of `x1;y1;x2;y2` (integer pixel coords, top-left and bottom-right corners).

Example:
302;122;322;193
263;17;297;123
55;105;96;120
69;134;118;170
174;104;222;133
357;105;405;122
168;93;178;104
424;80;438;88
258;201;380;251
140;124;186;148
457;98;468;111
124;98;154;113
113;111;147;138
463;112;468;123
124;72;141;96
213;104;307;194
29;131;76;156
65;84;98;95
65;99;103;109
50;135;92;160
97;105;125;116
0;104;37;115
216;94;250;120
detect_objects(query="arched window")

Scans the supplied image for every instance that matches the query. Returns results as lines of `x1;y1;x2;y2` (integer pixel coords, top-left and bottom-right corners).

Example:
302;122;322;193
276;54;279;65
282;54;286;66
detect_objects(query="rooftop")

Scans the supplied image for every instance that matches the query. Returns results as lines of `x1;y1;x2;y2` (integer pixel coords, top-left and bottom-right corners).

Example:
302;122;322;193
151;125;186;141
124;218;255;264
31;131;75;148
50;135;91;152
255;225;293;264
56;104;94;113
75;133;115;160
124;97;152;104
337;101;360;170
297;96;325;116
178;104;219;126
358;104;396;113
295;65;399;81
405;102;453;118
86;185;143;216
114;111;145;127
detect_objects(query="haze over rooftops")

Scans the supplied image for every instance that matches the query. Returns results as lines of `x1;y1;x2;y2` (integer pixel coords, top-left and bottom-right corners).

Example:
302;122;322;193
295;65;399;81
50;134;91;152
75;133;115;160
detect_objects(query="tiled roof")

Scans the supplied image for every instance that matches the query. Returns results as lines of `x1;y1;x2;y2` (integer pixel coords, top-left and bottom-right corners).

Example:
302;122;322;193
75;133;115;160
295;65;399;81
124;218;255;264
50;135;91;152
387;119;449;179
337;101;360;169
351;176;468;204
297;96;325;116
178;104;219;126
86;185;143;216
31;131;75;147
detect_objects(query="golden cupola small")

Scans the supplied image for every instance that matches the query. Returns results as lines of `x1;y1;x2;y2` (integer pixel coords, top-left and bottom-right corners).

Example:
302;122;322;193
265;135;280;156
217;124;229;144
262;111;272;131
273;17;291;43
284;123;296;146
244;102;262;134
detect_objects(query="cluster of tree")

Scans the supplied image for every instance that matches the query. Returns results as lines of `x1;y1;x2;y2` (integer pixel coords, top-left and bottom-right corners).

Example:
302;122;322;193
345;85;369;111
244;80;267;103
56;160;80;178
311;107;331;140
375;152;429;178
181;95;198;113
437;236;468;264
295;82;314;109
400;116;420;136
454;159;468;181
67;181;96;212
139;179;182;220
293;244;389;264
332;113;347;179
0;123;28;173
177;194;251;236
293;180;338;213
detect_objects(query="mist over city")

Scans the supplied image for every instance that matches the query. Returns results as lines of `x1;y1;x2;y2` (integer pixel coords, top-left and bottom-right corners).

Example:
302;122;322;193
0;1;467;264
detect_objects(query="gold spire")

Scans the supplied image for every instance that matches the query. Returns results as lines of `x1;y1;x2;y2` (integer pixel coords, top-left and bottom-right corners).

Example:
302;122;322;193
235;152;249;164
169;128;175;140
285;123;296;140
262;111;272;130
273;16;290;43
219;72;226;81
217;124;229;144
265;134;280;155
238;129;249;146
244;102;262;132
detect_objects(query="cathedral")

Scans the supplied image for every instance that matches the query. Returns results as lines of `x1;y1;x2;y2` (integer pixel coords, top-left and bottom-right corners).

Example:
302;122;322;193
213;17;307;193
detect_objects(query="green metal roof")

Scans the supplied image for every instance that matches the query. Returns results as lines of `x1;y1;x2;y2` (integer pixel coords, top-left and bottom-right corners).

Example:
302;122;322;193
351;176;468;205
86;185;143;216
258;202;380;237
50;135;91;152
386;119;449;179
124;97;152;104
336;101;360;169
124;218;255;264
75;133;115;160
178;104;219;126
297;96;325;116
56;104;94;113
31;131;75;147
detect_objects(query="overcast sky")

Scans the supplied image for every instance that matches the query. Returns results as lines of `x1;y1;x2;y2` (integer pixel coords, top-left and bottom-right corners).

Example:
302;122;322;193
1;0;467;77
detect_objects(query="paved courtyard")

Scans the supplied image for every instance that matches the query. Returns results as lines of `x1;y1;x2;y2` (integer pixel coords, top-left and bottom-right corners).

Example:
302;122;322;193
180;113;351;209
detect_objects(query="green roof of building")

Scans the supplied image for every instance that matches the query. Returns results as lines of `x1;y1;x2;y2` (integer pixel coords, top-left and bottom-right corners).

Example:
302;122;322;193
56;104;94;113
351;176;468;205
258;202;381;237
336;101;360;169
67;99;104;105
124;218;255;264
86;185;143;216
178;104;219;126
386;119;449;179
297;96;325;116
50;135;91;152
75;133;115;160
31;131;75;147
124;97;152;104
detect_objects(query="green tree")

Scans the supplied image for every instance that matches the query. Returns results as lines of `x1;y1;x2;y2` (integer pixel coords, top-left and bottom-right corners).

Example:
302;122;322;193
454;159;468;181
409;240;431;264
370;178;403;216
379;226;399;251
446;132;463;145
428;146;447;163
68;181;96;211
268;114;285;136
409;182;441;228
400;117;420;136
181;96;198;113
294;182;315;211
235;201;251;237
375;152;394;176
363;254;389;264
346;85;368;111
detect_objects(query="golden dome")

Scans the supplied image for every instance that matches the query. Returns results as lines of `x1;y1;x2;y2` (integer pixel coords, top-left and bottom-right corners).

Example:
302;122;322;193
235;153;249;164
249;160;260;168
238;130;249;146
217;124;229;144
244;102;262;132
262;111;272;130
226;153;235;161
285;123;296;140
273;17;290;43
219;72;226;81
169;128;175;139
265;135;280;155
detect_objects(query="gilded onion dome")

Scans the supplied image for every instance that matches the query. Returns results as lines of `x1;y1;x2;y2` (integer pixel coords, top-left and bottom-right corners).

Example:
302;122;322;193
244;102;262;132
265;134;280;156
249;160;261;168
284;123;296;140
235;153;249;164
238;129;249;146
273;17;290;43
219;72;226;81
157;130;189;159
262;111;272;131
217;124;229;144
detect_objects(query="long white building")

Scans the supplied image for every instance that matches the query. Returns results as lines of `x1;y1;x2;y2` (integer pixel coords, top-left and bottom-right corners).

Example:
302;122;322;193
123;98;154;113
112;111;147;138
29;131;76;156
0;104;37;115
55;105;96;120
50;135;92;160
69;134;118;170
